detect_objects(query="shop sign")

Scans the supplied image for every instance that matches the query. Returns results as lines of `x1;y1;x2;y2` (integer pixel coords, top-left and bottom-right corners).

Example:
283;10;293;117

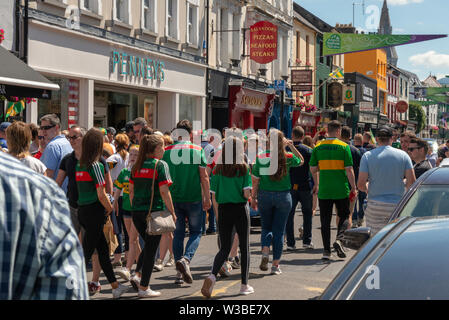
359;113;377;124
291;70;313;92
327;82;343;108
396;100;408;113
362;84;374;102
343;84;356;104
111;51;166;82
250;21;278;64
234;87;274;112
359;101;374;111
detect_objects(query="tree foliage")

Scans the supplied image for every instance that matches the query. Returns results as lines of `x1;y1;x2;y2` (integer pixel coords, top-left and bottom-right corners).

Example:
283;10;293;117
409;102;427;134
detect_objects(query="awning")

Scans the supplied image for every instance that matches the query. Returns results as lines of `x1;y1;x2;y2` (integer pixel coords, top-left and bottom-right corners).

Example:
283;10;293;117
0;46;59;99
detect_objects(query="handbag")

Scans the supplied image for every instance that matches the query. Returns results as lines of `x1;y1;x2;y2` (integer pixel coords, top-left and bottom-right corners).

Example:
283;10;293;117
146;159;176;235
103;216;119;255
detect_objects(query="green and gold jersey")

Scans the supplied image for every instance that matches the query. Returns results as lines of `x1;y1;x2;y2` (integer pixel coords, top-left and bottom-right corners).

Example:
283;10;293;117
114;168;132;212
309;138;353;200
76;161;106;206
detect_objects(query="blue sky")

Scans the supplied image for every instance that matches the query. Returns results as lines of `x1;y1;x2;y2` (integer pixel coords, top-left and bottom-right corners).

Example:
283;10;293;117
294;0;449;81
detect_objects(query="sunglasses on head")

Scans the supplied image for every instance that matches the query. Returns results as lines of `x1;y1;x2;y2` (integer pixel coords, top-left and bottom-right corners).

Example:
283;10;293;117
41;124;56;131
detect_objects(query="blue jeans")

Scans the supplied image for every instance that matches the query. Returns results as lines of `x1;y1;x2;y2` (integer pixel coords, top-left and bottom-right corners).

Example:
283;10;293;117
258;190;292;261
286;189;313;247
352;191;367;221
173;201;203;262
204;202;216;232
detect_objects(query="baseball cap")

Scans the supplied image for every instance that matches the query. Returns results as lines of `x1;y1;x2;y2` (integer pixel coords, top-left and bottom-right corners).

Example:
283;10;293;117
377;125;393;137
0;122;11;132
106;127;116;135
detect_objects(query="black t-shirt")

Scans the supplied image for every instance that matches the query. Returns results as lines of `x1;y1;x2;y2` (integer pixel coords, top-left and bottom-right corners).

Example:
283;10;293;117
349;145;362;179
414;160;432;180
59;151;109;208
438;146;449;159
289;142;312;191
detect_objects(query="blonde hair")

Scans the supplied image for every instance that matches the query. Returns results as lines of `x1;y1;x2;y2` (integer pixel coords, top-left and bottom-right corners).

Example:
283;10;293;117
114;133;130;161
6;121;32;159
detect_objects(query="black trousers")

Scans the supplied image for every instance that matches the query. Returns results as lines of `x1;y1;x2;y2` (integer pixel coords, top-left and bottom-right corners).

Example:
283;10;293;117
78;201;117;284
212;203;250;285
132;211;162;288
318;198;350;252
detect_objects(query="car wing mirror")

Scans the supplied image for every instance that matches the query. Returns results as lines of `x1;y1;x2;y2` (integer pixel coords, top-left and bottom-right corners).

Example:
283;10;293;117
342;227;371;250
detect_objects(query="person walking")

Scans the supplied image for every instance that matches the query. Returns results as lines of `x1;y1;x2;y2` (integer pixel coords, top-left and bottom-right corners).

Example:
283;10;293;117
33;128;47;160
251;129;303;275
75;128;129;299
358;126;416;235
39;114;73;191
309;121;357;260
129;134;176;298
362;132;376;151
5;121;47;175
352;133;367;227
408;138;432;179
399;131;416;154
0;150;88;300
28;123;40;156
163;119;211;285
285;126;314;251
133;117;148;144
437;140;449;166
339;126;362;229
201;136;254;298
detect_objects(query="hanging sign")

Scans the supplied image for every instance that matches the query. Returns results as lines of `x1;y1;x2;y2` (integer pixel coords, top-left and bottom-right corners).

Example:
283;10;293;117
291;70;313;92
250;21;278;64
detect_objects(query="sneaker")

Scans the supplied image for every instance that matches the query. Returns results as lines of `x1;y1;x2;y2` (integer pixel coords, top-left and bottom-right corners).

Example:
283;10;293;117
165;255;175;267
303;243;314;249
286;245;296;251
298;226;304;240
219;261;232;277
153;259;164;272
116;267;131;281
229;257;240;269
333;240;347;259
271;265;282;275
352;221;359;228
358;218;365;227
201;275;216;298
239;284;255;295
259;254;269;271
176;258;193;284
138;288;161;298
322;250;331;260
175;271;184;285
88;281;101;296
112;283;129;299
130;275;141;291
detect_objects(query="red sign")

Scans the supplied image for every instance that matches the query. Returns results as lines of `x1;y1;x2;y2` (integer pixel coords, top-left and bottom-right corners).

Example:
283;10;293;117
396;100;408;113
250;21;278;64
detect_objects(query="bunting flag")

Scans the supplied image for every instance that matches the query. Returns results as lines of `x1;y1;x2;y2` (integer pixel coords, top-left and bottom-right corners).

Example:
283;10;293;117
5;100;25;119
329;68;344;79
369;129;376;145
323;33;447;56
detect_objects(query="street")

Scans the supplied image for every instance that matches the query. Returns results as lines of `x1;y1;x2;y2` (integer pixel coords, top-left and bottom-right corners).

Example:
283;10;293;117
89;209;355;300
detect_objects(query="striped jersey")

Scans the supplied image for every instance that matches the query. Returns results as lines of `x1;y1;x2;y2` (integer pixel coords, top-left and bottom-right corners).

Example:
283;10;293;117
309;138;353;200
114;167;132;211
162;141;207;203
75;161;106;206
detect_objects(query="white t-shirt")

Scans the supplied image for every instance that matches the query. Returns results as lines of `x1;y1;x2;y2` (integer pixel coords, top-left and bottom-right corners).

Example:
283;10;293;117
20;156;47;175
106;153;129;183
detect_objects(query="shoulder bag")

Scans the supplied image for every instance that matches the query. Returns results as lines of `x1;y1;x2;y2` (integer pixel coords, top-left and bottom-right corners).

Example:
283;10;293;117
146;159;176;235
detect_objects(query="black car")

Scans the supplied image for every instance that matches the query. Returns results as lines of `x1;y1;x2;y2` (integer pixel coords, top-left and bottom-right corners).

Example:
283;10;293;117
321;216;449;299
388;164;449;221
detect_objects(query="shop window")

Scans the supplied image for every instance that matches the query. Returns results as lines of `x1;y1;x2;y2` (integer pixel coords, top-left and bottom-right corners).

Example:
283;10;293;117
187;3;198;45
82;0;101;15
232;13;241;60
179;94;198;124
296;32;300;62
115;0;131;24
38;77;69;129
166;0;178;39
143;0;156;32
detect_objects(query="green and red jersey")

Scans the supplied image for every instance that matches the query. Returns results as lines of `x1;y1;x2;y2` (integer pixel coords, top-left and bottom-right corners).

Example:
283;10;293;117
162;141;207;203
114;168;132;212
76;161;106;206
129;158;172;211
252;151;301;192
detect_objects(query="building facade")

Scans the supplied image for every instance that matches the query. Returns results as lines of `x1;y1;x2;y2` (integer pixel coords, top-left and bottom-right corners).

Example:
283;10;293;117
25;0;208;132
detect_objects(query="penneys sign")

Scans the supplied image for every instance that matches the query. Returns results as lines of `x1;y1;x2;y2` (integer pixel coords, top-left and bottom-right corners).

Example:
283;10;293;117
111;51;166;82
250;21;278;64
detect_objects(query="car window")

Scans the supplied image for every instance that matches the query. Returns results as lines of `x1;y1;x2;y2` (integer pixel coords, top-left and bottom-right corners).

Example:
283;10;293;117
400;186;449;218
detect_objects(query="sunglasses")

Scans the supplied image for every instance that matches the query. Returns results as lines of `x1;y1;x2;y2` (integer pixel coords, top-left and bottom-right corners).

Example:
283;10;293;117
41;124;56;131
408;147;421;152
68;135;80;141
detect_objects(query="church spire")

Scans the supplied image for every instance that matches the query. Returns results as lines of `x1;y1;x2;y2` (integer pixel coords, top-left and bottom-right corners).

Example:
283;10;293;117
378;0;398;66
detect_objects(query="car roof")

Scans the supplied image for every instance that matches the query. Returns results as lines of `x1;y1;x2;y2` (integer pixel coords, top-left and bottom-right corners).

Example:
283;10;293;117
421;166;449;185
349;217;449;299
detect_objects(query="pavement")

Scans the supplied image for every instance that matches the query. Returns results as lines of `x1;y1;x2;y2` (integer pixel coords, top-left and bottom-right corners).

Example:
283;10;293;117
88;209;356;300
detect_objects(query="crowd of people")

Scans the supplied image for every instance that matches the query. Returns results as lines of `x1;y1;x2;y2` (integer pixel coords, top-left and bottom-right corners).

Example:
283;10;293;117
1;112;449;300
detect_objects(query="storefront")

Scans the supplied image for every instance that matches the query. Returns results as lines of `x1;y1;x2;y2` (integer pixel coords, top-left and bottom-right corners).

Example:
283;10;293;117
294;112;320;136
27;10;206;131
228;80;275;131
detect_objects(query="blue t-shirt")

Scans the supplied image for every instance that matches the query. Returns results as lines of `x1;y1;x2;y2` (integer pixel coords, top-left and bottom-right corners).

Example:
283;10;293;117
0;138;7;149
40;135;73;192
359;146;413;204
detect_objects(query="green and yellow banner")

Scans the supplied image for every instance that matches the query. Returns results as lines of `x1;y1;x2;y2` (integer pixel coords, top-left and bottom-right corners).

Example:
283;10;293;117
5;100;25;119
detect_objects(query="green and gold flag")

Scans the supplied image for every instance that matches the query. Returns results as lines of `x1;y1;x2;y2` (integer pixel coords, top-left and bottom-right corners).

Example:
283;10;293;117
5;100;25;119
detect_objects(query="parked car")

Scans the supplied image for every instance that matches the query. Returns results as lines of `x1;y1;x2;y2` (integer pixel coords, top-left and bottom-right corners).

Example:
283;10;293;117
321;216;449;299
